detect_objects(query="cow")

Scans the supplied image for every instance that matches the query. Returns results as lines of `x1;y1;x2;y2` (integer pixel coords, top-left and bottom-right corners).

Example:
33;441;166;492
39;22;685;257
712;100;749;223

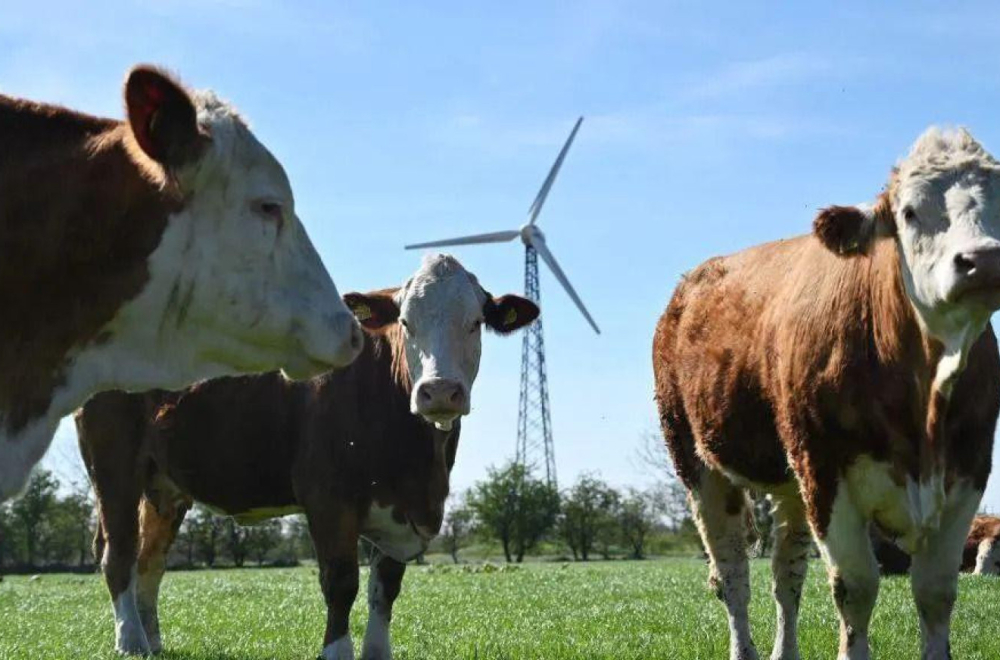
0;65;363;502
961;514;1000;575
76;254;539;658
653;127;1000;660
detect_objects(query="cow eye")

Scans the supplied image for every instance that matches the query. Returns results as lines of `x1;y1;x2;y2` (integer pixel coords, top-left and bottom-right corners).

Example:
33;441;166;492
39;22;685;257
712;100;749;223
902;206;917;223
469;319;483;334
256;200;284;224
399;318;410;332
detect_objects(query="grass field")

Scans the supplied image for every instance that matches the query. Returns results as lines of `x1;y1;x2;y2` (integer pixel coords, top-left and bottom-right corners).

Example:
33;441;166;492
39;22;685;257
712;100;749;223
1;558;1000;659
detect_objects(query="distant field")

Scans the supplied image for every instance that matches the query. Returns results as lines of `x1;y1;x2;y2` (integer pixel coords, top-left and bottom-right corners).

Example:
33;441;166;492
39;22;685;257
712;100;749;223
2;559;1000;659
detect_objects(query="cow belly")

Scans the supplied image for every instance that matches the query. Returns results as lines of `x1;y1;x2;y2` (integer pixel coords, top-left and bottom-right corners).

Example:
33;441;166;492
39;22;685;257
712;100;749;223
842;456;974;553
362;505;428;562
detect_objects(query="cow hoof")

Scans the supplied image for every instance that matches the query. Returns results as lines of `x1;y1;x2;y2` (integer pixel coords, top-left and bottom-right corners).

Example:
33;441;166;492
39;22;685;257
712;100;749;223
116;624;152;656
360;648;392;660
319;636;356;660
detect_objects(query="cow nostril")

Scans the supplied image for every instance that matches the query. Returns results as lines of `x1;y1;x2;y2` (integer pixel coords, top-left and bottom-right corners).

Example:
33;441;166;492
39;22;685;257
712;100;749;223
419;387;432;402
449;389;462;404
955;253;977;274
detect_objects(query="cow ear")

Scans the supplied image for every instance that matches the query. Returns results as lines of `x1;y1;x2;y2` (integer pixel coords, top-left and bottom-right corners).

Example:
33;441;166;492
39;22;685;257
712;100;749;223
484;295;539;335
813;197;890;257
124;65;207;169
344;291;399;332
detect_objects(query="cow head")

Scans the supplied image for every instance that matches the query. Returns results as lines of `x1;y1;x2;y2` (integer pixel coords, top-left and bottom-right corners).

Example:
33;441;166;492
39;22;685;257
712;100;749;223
120;66;362;384
344;254;539;430
814;127;1000;351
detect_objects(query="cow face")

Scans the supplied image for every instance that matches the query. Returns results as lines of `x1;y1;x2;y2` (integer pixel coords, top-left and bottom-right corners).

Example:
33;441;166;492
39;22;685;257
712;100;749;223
814;128;1000;347
344;255;539;430
121;67;362;385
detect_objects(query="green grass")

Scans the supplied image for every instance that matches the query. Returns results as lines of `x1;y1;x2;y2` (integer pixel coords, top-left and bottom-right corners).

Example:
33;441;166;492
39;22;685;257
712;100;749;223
1;559;999;659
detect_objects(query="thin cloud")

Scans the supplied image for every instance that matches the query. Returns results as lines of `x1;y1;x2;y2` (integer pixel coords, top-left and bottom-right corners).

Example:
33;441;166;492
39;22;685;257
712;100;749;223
679;53;835;101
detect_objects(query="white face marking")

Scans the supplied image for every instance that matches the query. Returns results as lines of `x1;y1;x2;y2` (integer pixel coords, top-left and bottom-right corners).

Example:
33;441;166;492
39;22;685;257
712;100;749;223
320;635;356;660
129;94;361;382
112;567;152;655
975;538;1000;575
893;128;1000;348
362;504;429;562
396;255;487;428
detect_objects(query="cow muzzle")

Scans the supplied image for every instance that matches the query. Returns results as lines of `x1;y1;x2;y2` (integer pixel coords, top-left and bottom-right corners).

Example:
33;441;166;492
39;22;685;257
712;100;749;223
949;246;1000;308
282;310;364;380
413;377;468;430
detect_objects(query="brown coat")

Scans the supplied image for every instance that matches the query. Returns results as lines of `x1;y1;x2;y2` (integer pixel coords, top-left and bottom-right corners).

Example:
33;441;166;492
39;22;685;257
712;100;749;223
653;233;1000;535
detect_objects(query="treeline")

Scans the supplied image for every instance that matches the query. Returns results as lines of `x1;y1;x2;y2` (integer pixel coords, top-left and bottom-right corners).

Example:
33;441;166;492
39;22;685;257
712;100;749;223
436;461;699;563
0;470;316;573
1;460;705;573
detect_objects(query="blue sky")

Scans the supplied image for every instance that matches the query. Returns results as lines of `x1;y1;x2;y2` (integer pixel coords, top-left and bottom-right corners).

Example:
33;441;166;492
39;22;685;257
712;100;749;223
10;1;1000;509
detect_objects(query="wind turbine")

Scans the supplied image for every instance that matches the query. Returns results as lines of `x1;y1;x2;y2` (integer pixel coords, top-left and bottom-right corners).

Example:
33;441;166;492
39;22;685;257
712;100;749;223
405;117;596;488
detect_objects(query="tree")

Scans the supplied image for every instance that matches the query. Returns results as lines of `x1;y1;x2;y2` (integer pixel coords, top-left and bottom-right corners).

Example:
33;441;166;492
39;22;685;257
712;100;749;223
0;503;16;569
467;462;559;563
441;495;474;564
9;470;59;568
223;518;250;567
619;488;658;559
633;430;692;531
559;475;620;561
245;521;283;567
47;488;95;567
188;504;225;567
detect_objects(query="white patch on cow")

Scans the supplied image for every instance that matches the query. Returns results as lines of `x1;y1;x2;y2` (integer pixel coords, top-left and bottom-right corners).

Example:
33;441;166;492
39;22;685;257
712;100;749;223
112;567;151;656
0;90;363;502
320;635;355;660
688;471;759;660
974;538;1000;575
361;564;393;660
395;255;487;425
909;482;981;659
361;505;428;563
815;484;879;660
769;493;811;660
841;456;933;553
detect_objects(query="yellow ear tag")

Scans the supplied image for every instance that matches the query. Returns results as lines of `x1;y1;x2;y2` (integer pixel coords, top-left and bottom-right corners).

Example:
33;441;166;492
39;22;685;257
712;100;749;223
504;308;518;326
353;304;372;322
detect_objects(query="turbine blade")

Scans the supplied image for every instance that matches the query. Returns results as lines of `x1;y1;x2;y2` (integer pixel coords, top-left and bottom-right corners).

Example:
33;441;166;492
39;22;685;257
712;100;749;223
527;116;583;226
530;237;600;335
404;230;520;250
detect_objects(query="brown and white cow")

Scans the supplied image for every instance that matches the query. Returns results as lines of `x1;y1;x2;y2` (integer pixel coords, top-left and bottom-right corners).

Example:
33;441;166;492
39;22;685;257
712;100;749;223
653;128;1000;660
873;514;1000;577
0;65;363;502
77;254;538;658
960;515;1000;575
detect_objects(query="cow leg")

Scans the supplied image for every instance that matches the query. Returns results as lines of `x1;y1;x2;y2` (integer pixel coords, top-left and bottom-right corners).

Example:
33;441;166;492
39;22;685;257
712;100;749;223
974;537;1000;575
814;491;879;660
78;394;151;656
360;549;406;660
309;506;361;660
100;502;150;656
909;487;980;660
689;469;759;660
769;494;811;660
135;498;188;655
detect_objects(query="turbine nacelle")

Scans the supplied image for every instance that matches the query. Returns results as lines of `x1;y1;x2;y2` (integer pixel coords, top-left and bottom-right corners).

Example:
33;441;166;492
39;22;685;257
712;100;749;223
404;117;598;335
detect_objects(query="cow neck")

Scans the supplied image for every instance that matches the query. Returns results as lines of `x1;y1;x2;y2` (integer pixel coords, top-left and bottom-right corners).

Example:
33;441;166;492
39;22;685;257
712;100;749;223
866;237;960;507
0;97;181;435
364;326;458;526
